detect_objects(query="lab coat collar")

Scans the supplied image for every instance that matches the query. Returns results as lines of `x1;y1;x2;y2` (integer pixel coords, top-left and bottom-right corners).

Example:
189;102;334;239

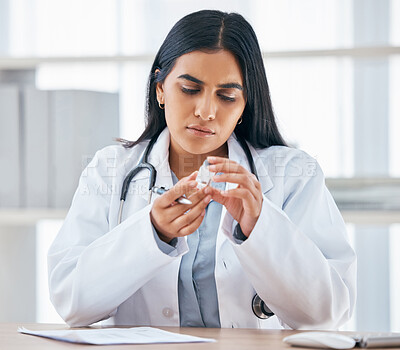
147;127;173;189
147;127;171;177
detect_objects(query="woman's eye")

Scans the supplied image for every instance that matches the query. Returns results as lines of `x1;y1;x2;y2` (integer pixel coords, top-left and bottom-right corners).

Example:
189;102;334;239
180;86;235;102
181;87;200;95
219;94;236;102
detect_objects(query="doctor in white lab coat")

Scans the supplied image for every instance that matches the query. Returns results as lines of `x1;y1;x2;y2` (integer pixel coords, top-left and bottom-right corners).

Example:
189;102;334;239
48;10;356;330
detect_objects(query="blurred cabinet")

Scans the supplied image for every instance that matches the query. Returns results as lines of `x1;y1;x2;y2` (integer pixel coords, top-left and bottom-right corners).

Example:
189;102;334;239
0;85;119;208
0;75;119;322
0;86;20;207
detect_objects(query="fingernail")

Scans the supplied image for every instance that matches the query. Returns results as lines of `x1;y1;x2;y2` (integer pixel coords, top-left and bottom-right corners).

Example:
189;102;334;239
208;165;216;171
207;156;216;162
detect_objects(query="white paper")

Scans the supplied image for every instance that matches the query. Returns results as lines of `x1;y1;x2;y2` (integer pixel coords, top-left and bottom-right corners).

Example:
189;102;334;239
18;326;216;345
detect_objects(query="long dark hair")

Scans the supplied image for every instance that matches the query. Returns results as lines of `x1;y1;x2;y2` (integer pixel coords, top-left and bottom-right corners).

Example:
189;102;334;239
120;9;286;149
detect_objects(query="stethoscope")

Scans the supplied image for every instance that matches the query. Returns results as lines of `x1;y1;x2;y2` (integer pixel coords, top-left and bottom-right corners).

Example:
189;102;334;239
117;129;274;320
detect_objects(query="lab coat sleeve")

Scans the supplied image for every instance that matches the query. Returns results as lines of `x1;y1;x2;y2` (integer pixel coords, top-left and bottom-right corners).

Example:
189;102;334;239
223;151;356;330
47;147;188;327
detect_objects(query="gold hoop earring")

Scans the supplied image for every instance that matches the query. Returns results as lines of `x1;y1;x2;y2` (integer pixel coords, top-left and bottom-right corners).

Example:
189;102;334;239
158;101;165;110
237;116;243;125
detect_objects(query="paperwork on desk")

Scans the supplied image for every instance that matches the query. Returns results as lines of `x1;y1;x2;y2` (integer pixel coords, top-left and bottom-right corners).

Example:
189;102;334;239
18;326;216;345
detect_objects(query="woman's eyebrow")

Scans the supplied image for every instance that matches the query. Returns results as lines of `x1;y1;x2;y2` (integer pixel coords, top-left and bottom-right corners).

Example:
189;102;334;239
217;82;243;90
177;74;243;91
178;74;203;85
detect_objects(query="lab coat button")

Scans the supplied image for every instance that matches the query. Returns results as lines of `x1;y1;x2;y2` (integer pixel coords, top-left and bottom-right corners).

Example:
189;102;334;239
162;307;174;318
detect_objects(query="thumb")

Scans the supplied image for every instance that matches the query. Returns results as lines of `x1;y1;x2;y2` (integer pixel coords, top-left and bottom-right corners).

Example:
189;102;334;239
183;171;198;181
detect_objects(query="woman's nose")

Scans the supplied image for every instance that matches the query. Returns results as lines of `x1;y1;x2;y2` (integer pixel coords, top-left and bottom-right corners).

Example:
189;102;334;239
194;95;216;121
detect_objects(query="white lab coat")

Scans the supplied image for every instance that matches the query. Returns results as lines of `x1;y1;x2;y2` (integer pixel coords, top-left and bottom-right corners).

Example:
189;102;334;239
48;128;356;329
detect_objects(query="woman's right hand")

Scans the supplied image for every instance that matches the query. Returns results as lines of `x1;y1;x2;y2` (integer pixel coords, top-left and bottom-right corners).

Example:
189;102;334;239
150;172;211;243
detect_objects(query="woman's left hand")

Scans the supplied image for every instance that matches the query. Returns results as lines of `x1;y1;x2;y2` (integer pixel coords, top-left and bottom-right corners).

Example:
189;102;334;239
204;156;263;237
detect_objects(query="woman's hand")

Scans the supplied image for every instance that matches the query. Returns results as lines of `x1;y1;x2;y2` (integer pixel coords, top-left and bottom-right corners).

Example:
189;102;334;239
150;171;211;243
204;156;263;237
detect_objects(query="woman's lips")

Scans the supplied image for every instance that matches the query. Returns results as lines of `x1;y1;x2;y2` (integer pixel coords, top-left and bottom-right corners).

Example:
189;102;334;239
186;124;215;137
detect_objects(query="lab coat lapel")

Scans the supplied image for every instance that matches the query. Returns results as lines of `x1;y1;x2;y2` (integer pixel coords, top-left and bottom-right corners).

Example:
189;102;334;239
215;134;274;251
215;135;275;327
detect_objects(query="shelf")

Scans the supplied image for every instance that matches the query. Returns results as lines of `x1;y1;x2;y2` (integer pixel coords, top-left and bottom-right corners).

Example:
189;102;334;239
341;210;400;225
0;208;67;227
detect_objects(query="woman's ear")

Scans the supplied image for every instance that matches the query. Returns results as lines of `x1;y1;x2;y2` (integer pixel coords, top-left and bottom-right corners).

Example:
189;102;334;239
155;69;164;104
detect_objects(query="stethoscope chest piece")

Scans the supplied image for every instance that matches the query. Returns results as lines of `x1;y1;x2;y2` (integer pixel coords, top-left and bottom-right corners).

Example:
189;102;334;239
252;294;274;319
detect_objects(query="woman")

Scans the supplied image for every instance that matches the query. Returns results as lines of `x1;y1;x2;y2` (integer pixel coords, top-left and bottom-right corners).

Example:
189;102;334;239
48;10;356;330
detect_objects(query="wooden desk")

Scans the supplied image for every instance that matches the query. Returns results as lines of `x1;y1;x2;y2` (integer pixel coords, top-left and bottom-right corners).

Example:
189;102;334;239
3;323;400;350
1;323;297;350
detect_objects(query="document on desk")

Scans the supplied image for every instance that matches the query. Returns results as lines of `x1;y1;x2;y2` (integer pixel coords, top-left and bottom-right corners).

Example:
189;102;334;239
18;326;216;345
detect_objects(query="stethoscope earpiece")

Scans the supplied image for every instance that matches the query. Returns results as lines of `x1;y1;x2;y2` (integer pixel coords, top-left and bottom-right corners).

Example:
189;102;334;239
252;294;274;319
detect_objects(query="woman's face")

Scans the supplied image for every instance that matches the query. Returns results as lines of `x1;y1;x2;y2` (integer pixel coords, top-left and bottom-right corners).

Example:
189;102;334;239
156;49;246;157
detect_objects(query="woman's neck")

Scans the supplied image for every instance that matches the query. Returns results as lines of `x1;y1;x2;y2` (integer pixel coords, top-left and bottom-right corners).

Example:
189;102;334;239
169;143;228;179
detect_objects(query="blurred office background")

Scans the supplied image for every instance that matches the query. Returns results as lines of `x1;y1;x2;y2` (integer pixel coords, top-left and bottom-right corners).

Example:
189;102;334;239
0;0;399;331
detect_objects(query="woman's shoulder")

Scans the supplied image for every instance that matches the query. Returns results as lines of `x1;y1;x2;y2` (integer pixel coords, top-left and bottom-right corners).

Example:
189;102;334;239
86;142;148;175
255;145;317;165
93;142;147;162
253;145;322;180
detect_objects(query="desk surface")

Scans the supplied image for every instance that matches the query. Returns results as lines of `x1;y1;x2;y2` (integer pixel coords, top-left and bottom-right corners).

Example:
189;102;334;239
1;323;297;350
3;323;400;350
